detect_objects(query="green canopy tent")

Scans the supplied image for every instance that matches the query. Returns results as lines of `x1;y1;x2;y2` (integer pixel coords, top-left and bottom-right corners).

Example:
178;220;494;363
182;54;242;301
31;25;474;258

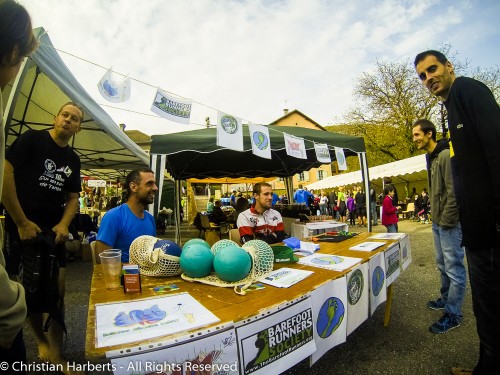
150;125;371;242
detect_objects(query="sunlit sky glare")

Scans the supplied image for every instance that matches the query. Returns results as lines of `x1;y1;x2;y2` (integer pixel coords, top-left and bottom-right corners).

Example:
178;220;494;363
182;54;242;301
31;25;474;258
20;0;500;135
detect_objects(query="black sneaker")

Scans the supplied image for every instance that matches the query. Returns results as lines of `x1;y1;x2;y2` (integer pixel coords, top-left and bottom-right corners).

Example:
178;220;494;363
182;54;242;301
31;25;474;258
429;313;461;334
427;298;445;310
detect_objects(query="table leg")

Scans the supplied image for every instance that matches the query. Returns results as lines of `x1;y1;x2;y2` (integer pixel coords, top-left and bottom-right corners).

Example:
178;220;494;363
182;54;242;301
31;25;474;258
384;284;394;327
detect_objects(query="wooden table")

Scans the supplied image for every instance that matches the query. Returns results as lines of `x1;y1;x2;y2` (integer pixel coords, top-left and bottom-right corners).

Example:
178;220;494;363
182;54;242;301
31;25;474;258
85;232;400;361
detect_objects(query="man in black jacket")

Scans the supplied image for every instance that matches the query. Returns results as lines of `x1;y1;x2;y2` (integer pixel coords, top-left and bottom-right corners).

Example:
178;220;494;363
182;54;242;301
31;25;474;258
415;50;500;375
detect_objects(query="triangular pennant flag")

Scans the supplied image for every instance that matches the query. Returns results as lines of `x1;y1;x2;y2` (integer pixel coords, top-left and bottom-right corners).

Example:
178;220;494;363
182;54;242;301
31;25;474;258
216;111;244;151
151;88;192;124
335;146;348;170
314;142;331;163
284;133;307;159
249;124;272;159
97;68;131;103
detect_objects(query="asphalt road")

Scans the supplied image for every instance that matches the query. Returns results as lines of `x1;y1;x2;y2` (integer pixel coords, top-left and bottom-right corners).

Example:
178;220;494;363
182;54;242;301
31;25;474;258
22;220;479;375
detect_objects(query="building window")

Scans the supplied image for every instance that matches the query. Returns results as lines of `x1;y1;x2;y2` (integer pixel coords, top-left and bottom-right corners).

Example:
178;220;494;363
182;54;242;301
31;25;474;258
317;170;326;180
297;171;309;182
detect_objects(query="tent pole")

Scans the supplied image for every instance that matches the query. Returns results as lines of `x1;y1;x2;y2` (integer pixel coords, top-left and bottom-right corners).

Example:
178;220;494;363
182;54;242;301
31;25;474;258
3;58;31;136
359;152;371;232
285;177;294;204
175;180;182;243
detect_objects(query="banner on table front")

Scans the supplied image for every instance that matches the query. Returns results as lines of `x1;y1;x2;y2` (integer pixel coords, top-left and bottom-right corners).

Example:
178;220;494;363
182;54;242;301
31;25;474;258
335;147;348;170
97;68;131;103
369;252;387;316
346;262;369;336
399;234;412;270
151;88;192;124
310;277;347;365
237;297;316;375
284;133;307;159
110;326;238;375
249;124;272;159
217;111;244;151
314;143;331;163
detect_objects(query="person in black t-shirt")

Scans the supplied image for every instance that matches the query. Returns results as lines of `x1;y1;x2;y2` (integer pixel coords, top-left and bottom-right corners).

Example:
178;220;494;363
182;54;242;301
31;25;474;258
3;102;83;371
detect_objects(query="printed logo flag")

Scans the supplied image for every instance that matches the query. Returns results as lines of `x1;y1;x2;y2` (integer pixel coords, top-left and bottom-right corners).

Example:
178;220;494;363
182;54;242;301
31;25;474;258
314;143;331;163
151;88;192;124
97;68;131;103
217;111;244;151
249;124;272;159
335;146;348;170
284;133;307;159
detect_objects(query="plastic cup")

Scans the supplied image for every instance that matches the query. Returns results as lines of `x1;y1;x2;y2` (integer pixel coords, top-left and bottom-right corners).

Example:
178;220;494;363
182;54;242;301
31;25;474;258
98;250;122;290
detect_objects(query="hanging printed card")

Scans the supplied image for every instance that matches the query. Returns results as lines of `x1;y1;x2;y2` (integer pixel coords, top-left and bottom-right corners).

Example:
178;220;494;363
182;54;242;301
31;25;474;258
369;252;387;316
334;146;348;170
314;143;331;163
97;68;131;103
249;124;272;159
284;133;307;159
151;88;192;124
346;262;369;336
217;111;244;151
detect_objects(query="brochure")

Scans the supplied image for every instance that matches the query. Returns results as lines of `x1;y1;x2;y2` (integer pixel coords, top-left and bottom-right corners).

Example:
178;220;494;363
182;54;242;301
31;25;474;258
298;253;363;272
259;267;314;288
349;241;386;252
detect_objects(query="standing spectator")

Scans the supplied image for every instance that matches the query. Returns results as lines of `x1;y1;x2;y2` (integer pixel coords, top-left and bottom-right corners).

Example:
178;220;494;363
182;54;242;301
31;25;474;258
337;186;347;222
413;119;466;334
415;50;500;374
381;185;398;233
328;190;338;218
346;193;356;226
319;191;329;215
355;186;367;227
293;184;313;205
419;189;430;223
370;187;378;226
0;0;38;370
2;101;83;371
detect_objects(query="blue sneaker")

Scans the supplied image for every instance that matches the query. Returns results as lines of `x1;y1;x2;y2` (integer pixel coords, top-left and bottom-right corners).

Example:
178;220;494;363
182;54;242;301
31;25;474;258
427;298;445;310
429;313;461;334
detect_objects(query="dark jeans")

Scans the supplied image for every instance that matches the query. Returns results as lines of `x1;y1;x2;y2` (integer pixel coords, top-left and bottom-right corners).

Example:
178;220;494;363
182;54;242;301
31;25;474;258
0;330;26;374
466;247;500;374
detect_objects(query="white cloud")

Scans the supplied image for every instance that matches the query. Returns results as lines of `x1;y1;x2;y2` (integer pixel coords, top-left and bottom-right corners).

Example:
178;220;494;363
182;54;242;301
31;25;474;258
19;0;499;135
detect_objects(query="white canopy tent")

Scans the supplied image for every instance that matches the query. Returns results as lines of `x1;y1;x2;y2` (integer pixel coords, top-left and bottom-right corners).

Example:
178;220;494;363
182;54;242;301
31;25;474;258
306;154;427;191
2;28;149;180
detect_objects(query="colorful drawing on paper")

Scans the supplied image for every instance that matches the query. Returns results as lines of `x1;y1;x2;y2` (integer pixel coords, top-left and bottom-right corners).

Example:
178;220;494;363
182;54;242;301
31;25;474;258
371;266;385;296
316;297;345;338
347;269;364;305
311;255;344;265
95;293;219;348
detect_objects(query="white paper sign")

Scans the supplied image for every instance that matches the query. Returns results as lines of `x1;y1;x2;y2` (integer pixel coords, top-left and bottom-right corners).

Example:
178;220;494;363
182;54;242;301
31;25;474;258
349;241;387;252
346;262;369;336
310;277;347;365
369;252;387;316
109;327;239;375
385;243;401;286
97;68;131;103
399;234;412;270
151;88;192;124
95;293;219;348
237;297;316;375
217;111;244;151
249;124;272;159
284;133;307;159
335;147;348;170
314;143;331;163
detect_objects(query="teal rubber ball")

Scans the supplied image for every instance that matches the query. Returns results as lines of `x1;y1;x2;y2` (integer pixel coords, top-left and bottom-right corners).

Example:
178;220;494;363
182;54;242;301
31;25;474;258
180;244;213;278
213;246;252;282
183;238;211;250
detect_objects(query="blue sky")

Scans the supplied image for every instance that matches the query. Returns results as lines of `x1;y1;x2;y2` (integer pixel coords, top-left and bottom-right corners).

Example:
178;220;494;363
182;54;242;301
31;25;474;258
20;0;500;135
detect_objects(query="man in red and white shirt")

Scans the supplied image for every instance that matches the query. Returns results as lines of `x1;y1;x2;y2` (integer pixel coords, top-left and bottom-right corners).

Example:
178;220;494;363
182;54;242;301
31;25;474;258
237;182;287;244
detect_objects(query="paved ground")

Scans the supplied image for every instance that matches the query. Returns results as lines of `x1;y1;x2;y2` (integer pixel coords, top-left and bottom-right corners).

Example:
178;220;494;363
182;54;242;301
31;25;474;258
22;220;479;374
